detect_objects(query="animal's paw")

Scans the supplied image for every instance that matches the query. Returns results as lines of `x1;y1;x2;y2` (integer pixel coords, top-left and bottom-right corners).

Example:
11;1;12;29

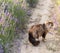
42;38;46;42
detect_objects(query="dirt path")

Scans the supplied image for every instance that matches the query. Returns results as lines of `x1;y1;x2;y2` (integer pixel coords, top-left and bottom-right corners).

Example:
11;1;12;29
20;0;57;53
11;0;60;53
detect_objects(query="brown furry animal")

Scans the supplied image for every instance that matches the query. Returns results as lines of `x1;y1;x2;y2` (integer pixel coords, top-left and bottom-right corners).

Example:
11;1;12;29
28;21;53;46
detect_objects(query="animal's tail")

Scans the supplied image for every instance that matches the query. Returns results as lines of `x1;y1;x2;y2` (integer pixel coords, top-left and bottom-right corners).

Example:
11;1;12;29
28;32;40;46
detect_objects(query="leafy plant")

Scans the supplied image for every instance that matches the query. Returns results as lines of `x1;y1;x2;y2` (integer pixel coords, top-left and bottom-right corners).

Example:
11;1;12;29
8;4;28;32
0;0;29;53
0;17;16;53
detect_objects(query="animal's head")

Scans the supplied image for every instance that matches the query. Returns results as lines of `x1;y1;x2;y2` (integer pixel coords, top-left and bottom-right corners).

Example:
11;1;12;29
45;21;53;30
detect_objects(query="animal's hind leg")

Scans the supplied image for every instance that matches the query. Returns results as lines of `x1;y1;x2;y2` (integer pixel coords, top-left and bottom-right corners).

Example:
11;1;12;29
35;31;40;41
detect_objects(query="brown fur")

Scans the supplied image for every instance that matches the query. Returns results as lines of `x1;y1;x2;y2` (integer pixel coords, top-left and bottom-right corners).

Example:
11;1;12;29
28;22;53;46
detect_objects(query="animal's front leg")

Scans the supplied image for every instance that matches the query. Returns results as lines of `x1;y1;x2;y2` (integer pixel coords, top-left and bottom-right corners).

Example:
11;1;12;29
42;32;46;42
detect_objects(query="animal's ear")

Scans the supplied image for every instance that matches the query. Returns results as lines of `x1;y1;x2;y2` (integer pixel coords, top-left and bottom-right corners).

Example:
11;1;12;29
42;23;45;29
50;22;53;26
48;22;53;26
45;21;53;26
